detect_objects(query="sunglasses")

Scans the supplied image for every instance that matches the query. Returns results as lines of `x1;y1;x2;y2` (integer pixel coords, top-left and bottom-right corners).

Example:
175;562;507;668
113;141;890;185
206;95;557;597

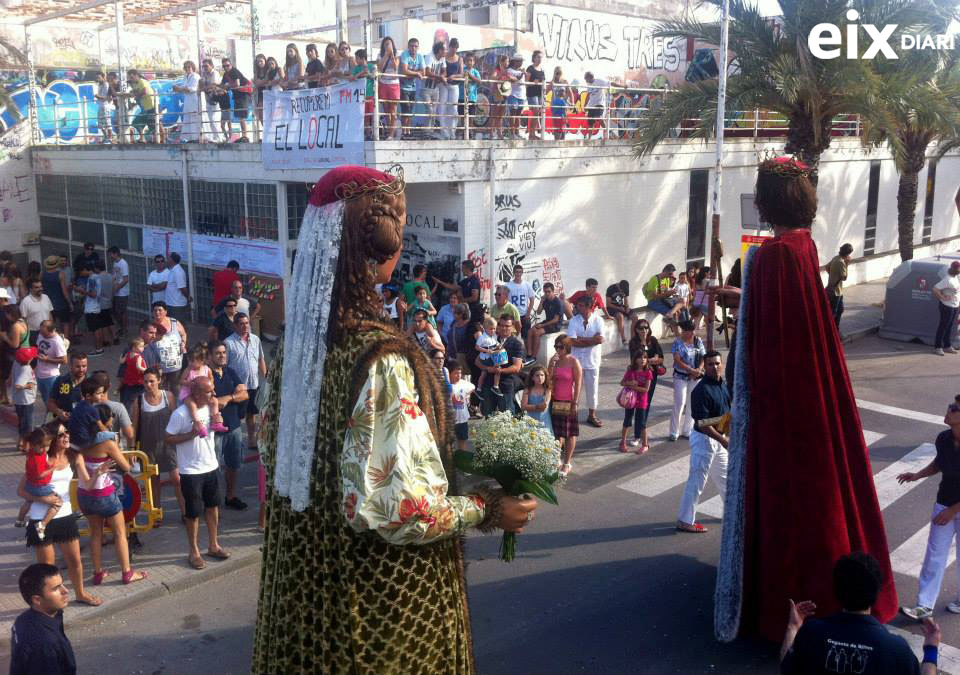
57;431;68;438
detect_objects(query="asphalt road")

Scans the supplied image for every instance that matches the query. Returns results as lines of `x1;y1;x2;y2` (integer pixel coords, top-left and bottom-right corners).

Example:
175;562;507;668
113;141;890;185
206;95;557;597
1;334;956;674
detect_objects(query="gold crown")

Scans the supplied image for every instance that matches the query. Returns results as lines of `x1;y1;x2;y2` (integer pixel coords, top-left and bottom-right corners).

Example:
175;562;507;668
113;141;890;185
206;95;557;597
757;150;811;177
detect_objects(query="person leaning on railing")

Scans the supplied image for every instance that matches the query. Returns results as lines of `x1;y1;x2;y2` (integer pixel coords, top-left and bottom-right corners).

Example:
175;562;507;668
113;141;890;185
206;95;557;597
378;37;402;140
351;50;377;141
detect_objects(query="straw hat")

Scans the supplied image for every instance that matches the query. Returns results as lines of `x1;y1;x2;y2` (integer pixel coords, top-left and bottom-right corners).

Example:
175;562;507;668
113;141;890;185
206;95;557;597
44;255;59;270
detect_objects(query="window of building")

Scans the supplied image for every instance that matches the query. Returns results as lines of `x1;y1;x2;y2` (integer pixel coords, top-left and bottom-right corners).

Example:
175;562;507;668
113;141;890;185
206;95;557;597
143;178;186;229
439;3;457;22
464;6;490;25
864;160;881;256
922;160;936;245
189;179;245;237
687;169;709;263
39;216;69;240
66;175;102;221
245;183;280;240
102;177;144;224
70;219;104;248
36;175;67;214
286;182;310;241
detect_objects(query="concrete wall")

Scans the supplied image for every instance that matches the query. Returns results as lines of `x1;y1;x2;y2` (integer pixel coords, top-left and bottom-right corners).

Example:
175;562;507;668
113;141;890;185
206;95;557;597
0;126;40;265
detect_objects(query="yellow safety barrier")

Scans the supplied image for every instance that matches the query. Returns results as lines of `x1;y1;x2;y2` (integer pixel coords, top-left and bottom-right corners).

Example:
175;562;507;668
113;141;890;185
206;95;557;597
70;449;163;536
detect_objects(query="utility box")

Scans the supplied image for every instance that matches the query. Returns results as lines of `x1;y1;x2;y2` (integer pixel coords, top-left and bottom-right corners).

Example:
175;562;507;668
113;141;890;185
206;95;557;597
879;254;960;346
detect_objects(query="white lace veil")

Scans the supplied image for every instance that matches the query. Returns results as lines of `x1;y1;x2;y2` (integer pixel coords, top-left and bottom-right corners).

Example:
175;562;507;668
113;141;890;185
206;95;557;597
273;200;345;512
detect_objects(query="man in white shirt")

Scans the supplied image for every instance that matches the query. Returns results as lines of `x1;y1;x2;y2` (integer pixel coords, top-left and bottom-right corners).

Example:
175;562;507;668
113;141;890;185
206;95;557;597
164;252;190;324
164;377;230;570
583;71;609;138
569;295;605;427
19;279;53;344
108;246;129;338
506;264;536;357
933;261;960;355
147;254;169;305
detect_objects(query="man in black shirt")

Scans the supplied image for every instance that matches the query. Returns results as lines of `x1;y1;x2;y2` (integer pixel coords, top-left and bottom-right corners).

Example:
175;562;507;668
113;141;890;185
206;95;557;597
47;351;88;423
475;314;524;417
209;298;240;342
527;282;564;360
11;563;76;675
781;553;937;674
605;279;631;345
72;242;99;276
305;43;325;88
677;350;729;533
220;57;250;142
435;259;483;325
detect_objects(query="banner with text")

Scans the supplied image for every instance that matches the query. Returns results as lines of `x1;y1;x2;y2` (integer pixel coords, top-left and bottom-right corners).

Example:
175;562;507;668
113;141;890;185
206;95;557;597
261;83;364;170
143;229;286;278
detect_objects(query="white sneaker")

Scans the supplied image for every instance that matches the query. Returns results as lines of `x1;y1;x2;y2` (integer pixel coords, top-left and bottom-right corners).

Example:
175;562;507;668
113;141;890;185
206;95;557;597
946;347;958;354
935;348;945;356
628;439;642;448
948;601;960;614
901;605;934;620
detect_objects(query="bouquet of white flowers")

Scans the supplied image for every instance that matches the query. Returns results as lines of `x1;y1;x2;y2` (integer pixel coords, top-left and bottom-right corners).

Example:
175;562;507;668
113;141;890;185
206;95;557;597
455;412;562;561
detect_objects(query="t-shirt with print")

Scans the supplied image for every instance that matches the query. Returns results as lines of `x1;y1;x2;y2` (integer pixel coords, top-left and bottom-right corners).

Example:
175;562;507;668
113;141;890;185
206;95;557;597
148;268;169;304
49;374;81;414
672;282;690;304
449;379;476;425
165;264;188;308
672;337;706;380
466;68;481;102
780;612;918;675
83;275;100;314
934;274;960;308
506;280;535;316
507;68;524;99
458;275;482;311
606;284;628;309
569;311;604;370
112;258;130;297
399;51;425;92
423;54;445;90
165;404;219;475
36;333;66;380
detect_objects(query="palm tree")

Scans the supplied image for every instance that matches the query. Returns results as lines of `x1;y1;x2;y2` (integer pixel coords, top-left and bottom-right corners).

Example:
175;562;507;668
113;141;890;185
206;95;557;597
863;49;960;261
0;37;27;124
633;0;950;180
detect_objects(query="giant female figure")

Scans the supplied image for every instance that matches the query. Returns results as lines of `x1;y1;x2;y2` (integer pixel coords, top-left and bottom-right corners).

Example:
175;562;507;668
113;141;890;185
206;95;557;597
253;166;536;673
715;157;897;642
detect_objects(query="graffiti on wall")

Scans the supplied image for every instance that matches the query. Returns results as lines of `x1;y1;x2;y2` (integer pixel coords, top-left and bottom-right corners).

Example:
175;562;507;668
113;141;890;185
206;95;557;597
466;248;492;291
531;3;691;87
0;125;39;248
0;78;244;139
494;193;539;282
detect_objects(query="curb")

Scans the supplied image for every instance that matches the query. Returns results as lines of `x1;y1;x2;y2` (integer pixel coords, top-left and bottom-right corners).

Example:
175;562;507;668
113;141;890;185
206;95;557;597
0;550;261;652
840;323;880;345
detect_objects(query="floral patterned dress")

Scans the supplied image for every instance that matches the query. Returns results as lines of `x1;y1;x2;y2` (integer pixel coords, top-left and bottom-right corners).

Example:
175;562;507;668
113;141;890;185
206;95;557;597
254;325;486;674
343;352;485;542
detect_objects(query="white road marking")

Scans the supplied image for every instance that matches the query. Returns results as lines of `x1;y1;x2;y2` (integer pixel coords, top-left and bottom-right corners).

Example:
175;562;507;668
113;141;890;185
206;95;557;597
698;433;892;520
857;399;946;426
890;525;949;581
888;626;960;675
617;453;689;497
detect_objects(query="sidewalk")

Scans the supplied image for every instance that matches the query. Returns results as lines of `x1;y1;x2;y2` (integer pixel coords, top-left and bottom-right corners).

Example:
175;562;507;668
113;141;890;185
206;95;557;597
0;321;264;648
836;279;886;343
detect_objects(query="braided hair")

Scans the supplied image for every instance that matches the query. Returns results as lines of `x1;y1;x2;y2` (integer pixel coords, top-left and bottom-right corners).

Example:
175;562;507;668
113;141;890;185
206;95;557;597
329;189;406;345
754;157;817;228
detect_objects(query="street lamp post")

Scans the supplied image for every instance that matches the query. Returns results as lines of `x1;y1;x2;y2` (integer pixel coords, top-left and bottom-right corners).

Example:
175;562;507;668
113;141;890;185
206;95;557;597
706;0;730;352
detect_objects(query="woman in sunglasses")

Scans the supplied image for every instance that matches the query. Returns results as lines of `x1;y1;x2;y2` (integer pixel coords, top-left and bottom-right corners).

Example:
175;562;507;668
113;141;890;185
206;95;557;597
628;318;665;431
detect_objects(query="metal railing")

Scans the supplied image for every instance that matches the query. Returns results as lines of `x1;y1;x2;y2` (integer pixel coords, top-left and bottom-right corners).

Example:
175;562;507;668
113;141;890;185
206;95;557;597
25;75;863;146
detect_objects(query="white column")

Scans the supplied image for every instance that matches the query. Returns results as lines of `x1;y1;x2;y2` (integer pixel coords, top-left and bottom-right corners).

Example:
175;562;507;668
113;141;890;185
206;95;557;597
181;154;197;323
24;27;39;144
114;0;126;143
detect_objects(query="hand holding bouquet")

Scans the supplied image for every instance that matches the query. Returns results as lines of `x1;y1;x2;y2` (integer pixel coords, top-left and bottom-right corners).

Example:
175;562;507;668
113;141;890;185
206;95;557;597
455;412;562;561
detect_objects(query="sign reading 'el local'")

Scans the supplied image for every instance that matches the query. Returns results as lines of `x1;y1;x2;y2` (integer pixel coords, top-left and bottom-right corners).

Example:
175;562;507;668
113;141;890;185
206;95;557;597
261;83;364;170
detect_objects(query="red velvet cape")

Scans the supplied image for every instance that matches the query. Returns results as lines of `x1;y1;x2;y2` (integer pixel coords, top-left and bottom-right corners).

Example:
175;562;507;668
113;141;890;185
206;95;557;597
740;229;897;641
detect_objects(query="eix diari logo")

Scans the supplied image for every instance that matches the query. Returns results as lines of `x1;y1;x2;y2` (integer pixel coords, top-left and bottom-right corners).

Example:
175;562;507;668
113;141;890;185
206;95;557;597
808;9;955;59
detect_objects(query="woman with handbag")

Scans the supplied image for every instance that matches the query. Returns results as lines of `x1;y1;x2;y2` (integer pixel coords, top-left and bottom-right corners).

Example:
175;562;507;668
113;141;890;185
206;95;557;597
548;335;582;476
618;350;652;454
628;318;664;428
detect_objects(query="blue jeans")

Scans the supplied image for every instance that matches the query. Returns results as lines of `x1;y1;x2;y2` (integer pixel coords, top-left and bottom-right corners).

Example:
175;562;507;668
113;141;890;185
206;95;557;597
935;303;959;349
15;404;32;438
25;482;54;498
649;299;673;315
37;377;57;404
215;427;244;470
480;377;516;417
77;490;122;518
